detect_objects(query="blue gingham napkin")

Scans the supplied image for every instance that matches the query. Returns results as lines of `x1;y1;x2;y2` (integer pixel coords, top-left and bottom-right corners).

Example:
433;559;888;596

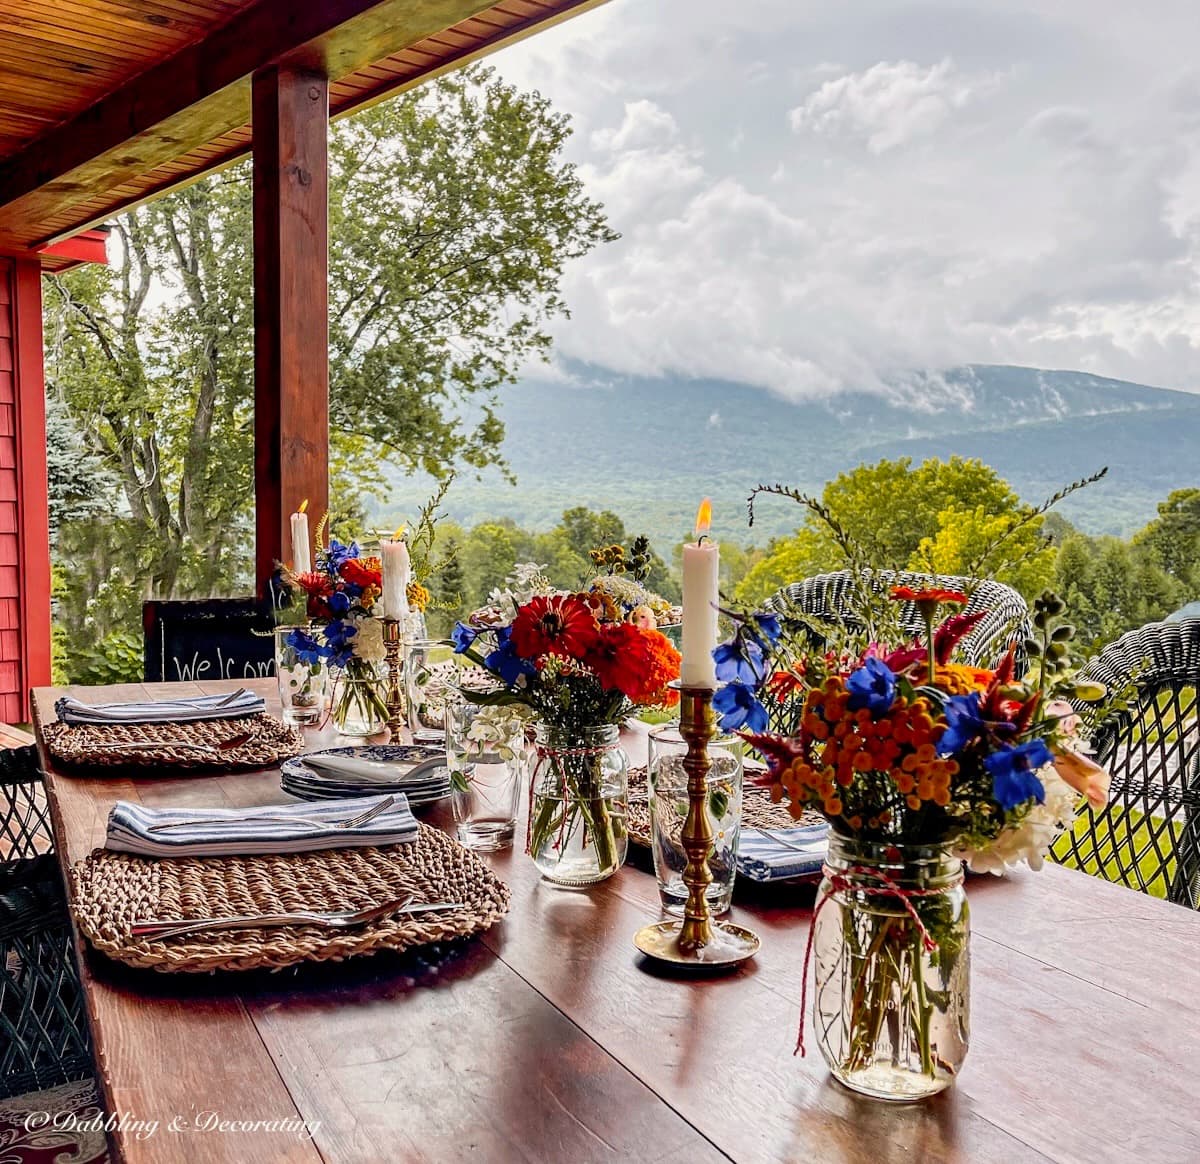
736;822;829;882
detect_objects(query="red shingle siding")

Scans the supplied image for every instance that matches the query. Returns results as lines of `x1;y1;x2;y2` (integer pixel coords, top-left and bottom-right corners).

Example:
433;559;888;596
0;256;51;721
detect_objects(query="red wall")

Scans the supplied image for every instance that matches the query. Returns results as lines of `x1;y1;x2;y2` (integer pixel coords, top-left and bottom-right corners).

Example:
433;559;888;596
0;257;51;722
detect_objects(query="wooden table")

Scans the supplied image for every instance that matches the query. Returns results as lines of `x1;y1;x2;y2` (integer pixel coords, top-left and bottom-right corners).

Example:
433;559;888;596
32;680;1200;1164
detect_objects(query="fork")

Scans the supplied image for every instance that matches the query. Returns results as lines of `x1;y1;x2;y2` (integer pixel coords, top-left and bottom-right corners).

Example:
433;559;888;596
90;730;255;754
145;795;396;833
129;895;464;940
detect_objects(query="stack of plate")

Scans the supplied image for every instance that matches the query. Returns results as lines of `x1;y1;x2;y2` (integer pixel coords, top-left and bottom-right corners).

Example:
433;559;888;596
281;745;452;808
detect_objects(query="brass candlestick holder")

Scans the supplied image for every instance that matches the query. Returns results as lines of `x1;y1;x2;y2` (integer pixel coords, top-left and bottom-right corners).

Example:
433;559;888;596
383;617;406;737
633;684;761;968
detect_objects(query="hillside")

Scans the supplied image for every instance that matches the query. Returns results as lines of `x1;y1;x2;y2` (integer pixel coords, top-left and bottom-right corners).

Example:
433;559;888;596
372;365;1200;547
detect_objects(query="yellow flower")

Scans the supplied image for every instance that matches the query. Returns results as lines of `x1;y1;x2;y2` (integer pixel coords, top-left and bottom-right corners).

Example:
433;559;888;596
406;581;431;612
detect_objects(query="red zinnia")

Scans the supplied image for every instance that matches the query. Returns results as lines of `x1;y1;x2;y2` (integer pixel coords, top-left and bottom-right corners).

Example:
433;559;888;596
510;594;600;660
294;572;333;619
889;585;968;606
340;557;382;590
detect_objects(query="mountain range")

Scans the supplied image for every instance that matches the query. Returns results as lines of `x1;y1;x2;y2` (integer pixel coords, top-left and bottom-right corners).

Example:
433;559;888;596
374;364;1199;549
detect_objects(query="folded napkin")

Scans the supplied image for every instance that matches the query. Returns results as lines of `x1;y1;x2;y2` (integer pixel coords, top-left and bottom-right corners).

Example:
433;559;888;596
301;752;446;784
736;823;829;883
105;794;417;858
58;689;265;726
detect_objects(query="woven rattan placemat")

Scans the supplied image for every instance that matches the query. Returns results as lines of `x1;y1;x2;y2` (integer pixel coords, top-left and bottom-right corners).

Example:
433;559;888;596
70;824;509;973
42;713;304;772
626;765;825;847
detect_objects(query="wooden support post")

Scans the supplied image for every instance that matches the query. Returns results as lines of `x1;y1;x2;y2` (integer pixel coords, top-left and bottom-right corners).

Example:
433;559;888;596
252;66;329;598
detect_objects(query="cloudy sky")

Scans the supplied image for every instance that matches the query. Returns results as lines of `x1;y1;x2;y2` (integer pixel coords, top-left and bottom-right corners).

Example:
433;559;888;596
494;0;1200;400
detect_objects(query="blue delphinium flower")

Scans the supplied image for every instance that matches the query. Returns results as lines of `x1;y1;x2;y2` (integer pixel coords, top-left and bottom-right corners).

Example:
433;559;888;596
485;626;536;687
985;739;1053;810
713;683;769;732
327;590;351;616
713;637;765;685
844;656;896;716
452;622;479;654
325;538;360;570
324;619;358;668
751;612;781;646
938;693;986;756
284;627;329;667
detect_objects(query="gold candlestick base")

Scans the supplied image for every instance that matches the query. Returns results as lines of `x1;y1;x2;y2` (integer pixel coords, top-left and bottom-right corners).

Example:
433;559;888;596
633;684;761;969
383;618;406;737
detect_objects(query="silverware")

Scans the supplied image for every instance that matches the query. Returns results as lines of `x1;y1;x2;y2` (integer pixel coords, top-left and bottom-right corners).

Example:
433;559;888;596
130;895;465;940
90;730;254;754
145;795;396;834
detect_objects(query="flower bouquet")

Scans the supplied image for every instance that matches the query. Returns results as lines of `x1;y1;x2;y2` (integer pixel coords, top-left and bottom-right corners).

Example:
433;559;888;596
452;564;681;884
715;585;1111;1099
283;537;389;736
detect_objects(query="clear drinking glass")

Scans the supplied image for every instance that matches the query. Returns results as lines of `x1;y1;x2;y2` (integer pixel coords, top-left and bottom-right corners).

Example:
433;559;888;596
404;639;453;744
445;690;524;851
274;626;329;726
648;724;743;914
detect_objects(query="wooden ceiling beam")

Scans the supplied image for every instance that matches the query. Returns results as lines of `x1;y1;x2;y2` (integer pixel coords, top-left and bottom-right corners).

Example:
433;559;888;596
0;0;520;248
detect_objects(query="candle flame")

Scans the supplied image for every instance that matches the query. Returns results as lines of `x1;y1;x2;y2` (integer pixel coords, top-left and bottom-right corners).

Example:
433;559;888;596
392;525;406;541
298;498;309;515
694;498;712;540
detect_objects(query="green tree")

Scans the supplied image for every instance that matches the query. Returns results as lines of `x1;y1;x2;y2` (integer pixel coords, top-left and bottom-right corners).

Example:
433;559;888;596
1133;488;1200;590
43;65;616;670
736;457;1056;603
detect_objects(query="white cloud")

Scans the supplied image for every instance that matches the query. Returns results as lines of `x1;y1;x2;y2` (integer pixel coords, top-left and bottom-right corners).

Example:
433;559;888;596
494;0;1200;396
788;59;993;154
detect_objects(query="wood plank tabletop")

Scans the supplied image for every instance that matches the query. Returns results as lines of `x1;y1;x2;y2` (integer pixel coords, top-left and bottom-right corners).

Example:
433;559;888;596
31;680;1200;1164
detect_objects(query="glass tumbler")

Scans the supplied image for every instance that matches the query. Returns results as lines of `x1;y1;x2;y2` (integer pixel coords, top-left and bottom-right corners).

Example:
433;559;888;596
404;639;453;744
274;625;329;726
445;690;524;851
649;723;744;915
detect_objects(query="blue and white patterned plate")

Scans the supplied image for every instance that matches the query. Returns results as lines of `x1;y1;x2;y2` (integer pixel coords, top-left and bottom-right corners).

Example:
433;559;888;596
281;744;451;807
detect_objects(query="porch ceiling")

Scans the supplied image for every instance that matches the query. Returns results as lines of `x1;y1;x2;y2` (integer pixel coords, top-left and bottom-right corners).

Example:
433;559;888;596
0;0;604;256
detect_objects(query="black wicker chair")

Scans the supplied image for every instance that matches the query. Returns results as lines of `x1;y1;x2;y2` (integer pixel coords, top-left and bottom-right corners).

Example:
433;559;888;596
766;570;1030;669
1;744;94;1099
1050;619;1200;909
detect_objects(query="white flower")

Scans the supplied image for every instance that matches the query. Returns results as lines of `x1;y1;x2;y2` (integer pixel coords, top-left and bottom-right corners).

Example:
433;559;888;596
463;704;531;761
957;764;1078;875
351;617;385;664
487;562;554;621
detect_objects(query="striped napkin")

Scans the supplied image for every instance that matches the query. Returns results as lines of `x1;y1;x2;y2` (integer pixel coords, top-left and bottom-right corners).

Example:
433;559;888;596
105;794;418;858
736;823;829;883
57;689;265;725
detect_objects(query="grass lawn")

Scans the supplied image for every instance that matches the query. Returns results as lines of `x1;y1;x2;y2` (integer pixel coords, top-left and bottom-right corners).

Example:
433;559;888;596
1050;806;1184;899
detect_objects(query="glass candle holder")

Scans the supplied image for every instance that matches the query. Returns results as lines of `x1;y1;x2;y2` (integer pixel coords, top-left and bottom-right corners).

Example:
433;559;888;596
648;723;744;915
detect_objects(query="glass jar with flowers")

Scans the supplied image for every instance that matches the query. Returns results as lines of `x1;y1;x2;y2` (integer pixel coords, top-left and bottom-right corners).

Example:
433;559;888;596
716;582;1113;1100
452;563;682;886
283;536;389;737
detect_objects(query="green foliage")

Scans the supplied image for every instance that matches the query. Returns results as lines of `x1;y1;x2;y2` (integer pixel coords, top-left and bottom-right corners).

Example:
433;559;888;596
1053;531;1187;653
736;457;1065;604
43;65;615;682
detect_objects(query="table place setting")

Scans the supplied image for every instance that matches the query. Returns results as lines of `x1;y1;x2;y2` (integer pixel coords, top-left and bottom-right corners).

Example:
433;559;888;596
41;688;304;771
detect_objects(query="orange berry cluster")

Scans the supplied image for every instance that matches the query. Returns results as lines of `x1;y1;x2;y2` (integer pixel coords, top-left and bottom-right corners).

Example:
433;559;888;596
770;676;960;820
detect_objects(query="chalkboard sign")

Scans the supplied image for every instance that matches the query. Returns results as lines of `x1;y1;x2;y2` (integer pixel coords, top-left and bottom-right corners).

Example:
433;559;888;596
143;598;277;684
